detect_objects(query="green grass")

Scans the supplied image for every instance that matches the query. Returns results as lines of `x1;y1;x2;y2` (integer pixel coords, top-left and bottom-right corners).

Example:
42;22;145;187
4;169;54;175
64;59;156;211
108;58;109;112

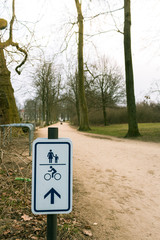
88;123;160;142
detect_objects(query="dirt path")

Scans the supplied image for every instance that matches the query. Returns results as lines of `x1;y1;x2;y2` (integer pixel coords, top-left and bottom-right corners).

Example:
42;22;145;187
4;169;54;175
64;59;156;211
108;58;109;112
37;123;160;240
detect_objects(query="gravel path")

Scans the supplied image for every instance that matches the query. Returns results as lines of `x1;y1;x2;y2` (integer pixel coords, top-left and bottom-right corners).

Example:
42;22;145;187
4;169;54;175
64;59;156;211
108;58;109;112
37;122;160;240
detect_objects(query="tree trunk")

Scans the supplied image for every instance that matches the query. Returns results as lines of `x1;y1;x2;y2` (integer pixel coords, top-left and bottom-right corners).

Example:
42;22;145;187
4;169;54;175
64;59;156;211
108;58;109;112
102;103;107;126
0;46;20;124
46;85;49;125
34;100;37;123
124;0;140;137
101;89;107;126
76;97;80;125
75;71;80;125
42;94;45;123
75;0;90;131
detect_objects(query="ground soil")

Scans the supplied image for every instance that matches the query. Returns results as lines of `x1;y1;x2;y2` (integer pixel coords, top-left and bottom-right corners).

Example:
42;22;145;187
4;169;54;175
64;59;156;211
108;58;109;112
1;122;160;239
0;129;88;240
37;122;160;240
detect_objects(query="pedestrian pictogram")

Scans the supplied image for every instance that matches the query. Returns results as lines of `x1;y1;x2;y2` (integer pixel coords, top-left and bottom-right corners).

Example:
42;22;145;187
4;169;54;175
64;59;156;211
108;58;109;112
32;138;72;215
47;149;54;163
47;150;59;164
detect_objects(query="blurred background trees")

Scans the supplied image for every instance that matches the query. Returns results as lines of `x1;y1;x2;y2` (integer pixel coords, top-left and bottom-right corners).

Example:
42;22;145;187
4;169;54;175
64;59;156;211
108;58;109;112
23;60;62;126
1;0;160;137
85;57;125;125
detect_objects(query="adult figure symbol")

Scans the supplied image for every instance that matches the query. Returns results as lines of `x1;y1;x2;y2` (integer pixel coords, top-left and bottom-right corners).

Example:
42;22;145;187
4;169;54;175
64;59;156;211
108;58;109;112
47;149;54;163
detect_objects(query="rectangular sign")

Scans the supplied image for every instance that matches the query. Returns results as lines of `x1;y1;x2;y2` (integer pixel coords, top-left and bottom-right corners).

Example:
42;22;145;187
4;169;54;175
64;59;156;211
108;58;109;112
32;138;72;215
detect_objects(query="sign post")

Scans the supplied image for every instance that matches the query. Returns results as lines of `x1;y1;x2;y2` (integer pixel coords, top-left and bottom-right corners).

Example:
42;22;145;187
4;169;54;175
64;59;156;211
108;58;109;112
32;127;72;240
47;127;58;240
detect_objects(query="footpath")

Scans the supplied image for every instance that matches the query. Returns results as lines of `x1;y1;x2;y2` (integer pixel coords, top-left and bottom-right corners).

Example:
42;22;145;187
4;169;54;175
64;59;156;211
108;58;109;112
37;122;160;240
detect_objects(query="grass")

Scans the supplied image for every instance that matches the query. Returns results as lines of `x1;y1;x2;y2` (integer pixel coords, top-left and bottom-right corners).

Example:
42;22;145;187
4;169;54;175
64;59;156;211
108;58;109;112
88;123;160;142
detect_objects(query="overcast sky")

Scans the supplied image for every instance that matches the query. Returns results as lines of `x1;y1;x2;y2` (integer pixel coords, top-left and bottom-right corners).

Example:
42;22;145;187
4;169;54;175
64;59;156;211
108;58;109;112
1;0;160;106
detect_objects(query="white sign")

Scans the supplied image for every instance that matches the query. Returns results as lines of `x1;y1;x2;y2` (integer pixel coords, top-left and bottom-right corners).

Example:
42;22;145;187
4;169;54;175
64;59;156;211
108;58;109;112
32;138;72;215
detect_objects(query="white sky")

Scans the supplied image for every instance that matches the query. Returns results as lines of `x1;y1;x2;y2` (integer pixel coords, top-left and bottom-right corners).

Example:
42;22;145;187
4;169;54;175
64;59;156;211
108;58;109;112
1;0;160;106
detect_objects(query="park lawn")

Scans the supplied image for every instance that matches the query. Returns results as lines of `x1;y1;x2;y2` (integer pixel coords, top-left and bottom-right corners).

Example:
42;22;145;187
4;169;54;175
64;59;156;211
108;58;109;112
89;123;160;142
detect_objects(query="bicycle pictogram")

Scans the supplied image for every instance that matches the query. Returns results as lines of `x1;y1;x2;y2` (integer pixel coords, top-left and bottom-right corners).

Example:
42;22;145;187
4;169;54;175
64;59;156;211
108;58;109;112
44;166;61;181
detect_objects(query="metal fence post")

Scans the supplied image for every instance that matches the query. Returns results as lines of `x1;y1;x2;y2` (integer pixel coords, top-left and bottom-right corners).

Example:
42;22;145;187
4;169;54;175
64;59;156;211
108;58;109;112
2;127;5;146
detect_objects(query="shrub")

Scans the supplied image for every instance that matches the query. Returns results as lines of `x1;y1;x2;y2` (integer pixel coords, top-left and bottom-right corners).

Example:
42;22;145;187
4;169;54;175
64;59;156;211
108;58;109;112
72;102;160;126
136;102;160;123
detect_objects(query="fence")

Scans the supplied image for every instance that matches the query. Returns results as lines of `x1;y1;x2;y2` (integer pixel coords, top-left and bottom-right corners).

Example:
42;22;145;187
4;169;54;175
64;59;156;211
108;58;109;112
0;123;34;156
0;124;86;239
0;123;35;239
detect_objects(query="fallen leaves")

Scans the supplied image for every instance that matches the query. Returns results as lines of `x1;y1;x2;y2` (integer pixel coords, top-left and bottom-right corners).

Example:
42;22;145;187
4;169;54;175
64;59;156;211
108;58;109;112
21;214;33;221
0;136;93;240
82;229;93;237
3;230;11;236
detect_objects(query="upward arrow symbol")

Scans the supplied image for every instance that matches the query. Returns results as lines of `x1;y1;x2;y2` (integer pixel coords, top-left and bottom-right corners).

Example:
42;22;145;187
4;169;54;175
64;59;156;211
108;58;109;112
44;188;61;204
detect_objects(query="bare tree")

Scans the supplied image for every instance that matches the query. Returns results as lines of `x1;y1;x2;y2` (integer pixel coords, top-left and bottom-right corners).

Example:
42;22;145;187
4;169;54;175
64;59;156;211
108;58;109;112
0;0;28;124
86;57;125;125
82;0;140;135
124;0;140;137
24;99;38;122
33;60;61;125
67;70;80;124
74;0;90;131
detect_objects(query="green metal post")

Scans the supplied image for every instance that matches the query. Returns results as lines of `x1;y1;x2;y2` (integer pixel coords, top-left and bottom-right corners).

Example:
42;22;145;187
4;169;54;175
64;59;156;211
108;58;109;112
2;127;5;146
29;128;32;156
47;127;58;240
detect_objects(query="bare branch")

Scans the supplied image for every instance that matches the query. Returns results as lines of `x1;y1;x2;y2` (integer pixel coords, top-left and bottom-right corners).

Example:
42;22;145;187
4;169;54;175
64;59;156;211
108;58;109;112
0;0;28;74
84;7;124;21
84;62;102;80
59;22;76;54
85;29;119;39
9;0;15;41
11;42;28;75
107;2;124;34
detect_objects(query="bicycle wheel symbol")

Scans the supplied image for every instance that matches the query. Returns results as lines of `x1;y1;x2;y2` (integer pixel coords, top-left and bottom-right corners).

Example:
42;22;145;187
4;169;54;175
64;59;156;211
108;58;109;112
44;172;61;181
54;173;61;180
44;173;51;181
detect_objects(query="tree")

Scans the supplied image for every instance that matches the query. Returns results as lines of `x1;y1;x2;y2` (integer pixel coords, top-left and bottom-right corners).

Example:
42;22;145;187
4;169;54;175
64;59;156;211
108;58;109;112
0;0;28;124
124;0;140;137
0;45;20;124
33;60;61;125
82;0;139;135
74;0;90;131
24;99;38;122
67;71;80;124
86;57;125;125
